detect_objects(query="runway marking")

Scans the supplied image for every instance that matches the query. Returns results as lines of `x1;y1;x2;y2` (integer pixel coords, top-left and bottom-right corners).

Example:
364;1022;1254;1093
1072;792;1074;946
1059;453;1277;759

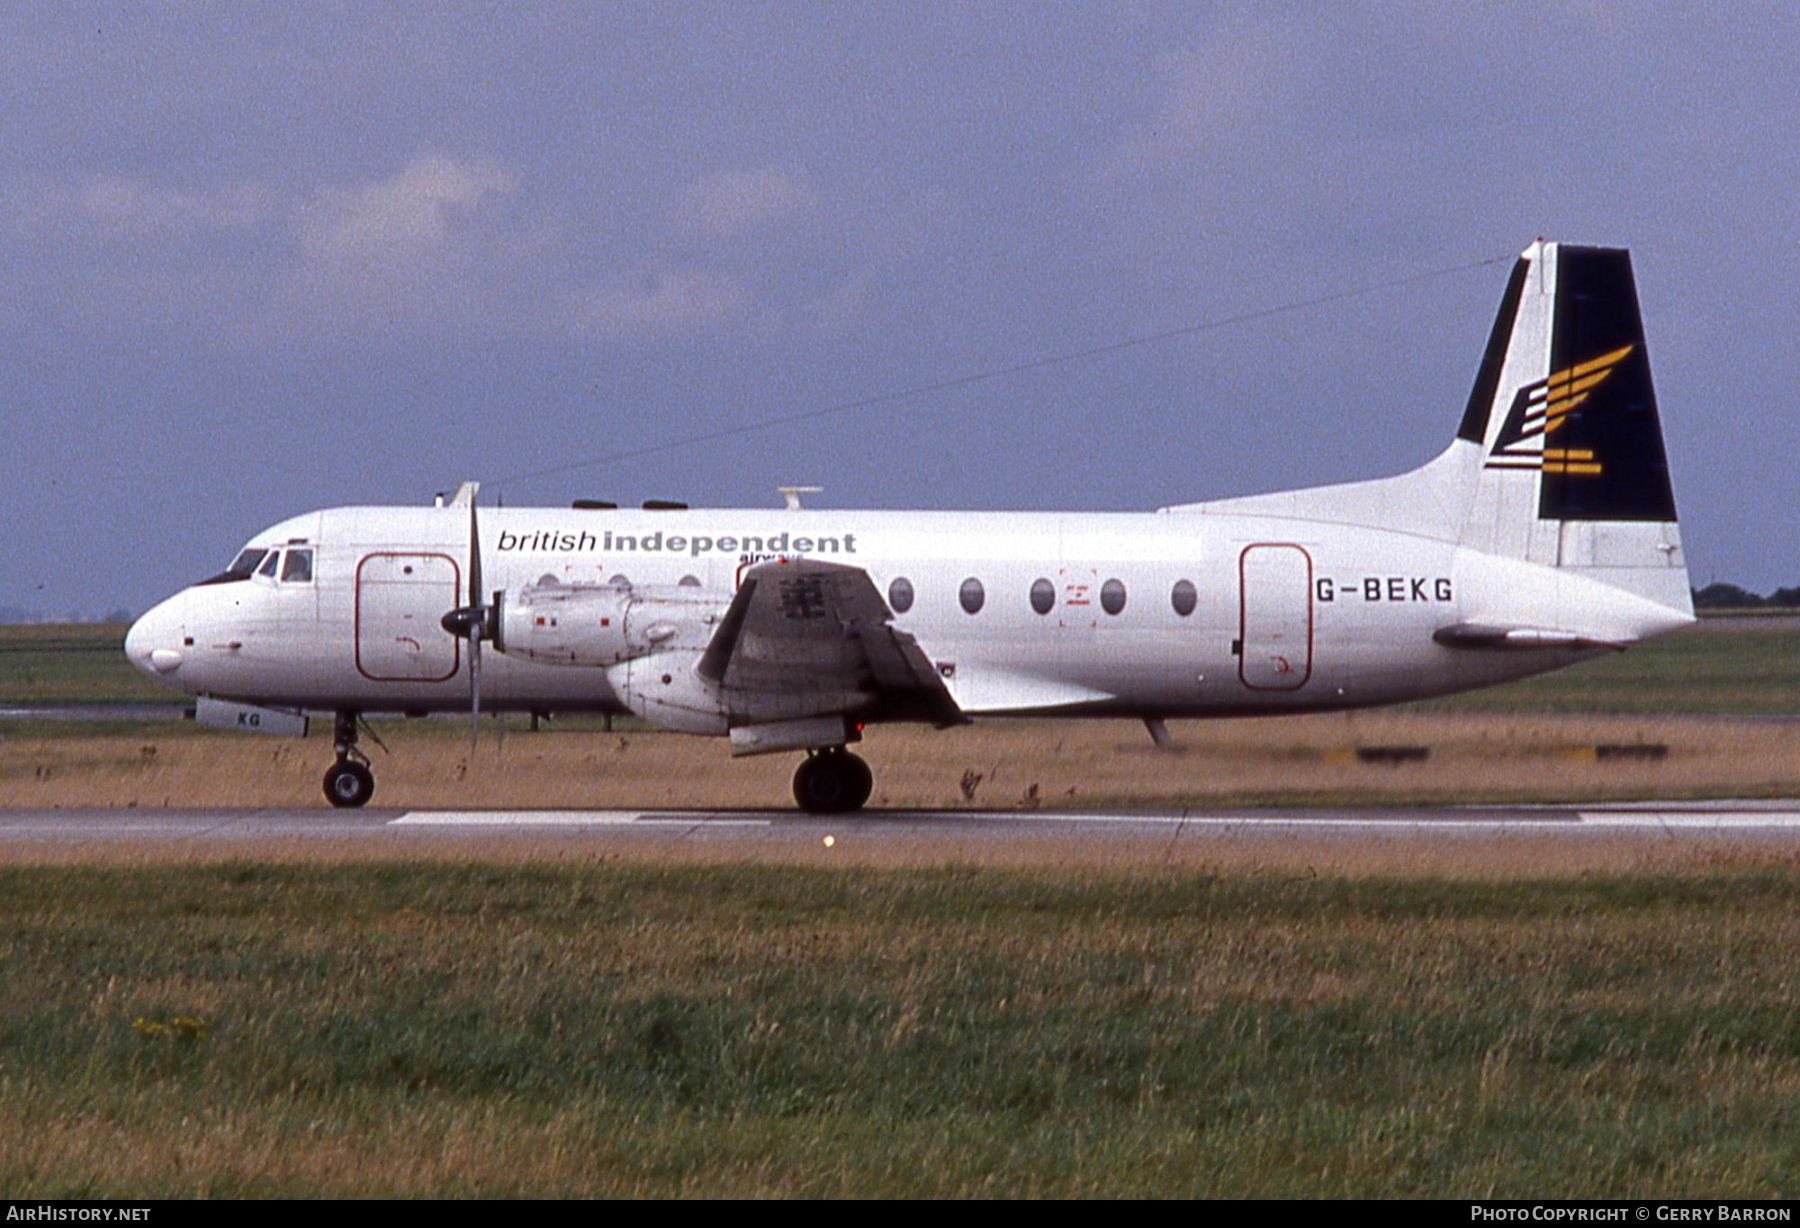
392;811;772;827
1577;811;1800;829
387;808;1800;831
1079;811;1800;829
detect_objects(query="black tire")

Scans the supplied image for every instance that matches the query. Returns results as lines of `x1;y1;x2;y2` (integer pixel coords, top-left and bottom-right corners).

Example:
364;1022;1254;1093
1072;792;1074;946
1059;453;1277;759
792;750;873;814
323;760;375;809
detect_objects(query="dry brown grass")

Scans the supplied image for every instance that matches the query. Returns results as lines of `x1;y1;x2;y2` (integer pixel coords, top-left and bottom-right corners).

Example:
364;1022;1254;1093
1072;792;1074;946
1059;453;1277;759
2;712;1794;880
4;712;1792;812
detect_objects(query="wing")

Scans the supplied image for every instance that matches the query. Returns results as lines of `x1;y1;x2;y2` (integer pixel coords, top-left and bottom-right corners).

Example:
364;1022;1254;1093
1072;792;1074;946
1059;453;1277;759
697;559;966;728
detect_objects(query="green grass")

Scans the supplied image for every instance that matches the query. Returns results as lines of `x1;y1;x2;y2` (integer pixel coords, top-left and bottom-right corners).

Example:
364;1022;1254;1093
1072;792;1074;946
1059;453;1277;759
4;862;1800;1197
1404;620;1800;715
0;623;186;708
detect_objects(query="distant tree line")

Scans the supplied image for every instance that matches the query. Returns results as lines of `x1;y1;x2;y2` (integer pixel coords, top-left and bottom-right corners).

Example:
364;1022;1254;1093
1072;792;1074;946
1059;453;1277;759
0;607;138;625
1692;583;1800;610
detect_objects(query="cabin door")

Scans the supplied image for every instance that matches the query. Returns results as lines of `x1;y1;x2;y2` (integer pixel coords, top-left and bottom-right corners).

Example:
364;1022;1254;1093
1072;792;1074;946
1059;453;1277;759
1238;544;1313;691
355;552;461;682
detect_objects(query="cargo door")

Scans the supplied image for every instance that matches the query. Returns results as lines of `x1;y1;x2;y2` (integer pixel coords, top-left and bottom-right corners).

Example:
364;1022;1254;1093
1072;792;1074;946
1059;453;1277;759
1238;544;1313;691
356;553;461;682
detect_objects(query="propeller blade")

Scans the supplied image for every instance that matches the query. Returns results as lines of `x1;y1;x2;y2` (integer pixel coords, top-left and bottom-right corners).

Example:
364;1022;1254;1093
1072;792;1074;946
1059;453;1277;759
468;497;482;612
469;632;482;750
492;602;505;753
441;483;497;754
468;493;483;749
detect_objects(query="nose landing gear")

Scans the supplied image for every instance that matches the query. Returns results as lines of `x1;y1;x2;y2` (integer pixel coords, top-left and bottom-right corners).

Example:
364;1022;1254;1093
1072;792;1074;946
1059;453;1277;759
792;747;873;814
323;710;376;808
323;758;375;808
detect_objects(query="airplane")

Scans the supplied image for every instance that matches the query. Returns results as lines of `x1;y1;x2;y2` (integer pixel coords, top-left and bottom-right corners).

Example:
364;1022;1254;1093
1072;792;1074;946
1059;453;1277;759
124;240;1693;813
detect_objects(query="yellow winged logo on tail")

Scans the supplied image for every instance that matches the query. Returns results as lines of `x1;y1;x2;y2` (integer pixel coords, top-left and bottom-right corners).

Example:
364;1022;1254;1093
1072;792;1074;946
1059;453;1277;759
1485;343;1634;473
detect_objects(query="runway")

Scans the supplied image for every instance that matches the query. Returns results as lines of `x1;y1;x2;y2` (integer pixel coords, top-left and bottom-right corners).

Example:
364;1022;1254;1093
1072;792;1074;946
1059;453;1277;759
2;800;1798;846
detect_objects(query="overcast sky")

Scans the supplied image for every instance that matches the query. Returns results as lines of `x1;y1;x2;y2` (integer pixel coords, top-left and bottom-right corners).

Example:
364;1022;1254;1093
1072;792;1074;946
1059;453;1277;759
2;1;1794;619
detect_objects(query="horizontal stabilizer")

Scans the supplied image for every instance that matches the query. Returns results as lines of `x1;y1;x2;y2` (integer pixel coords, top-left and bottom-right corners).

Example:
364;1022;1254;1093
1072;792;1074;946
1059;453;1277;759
1431;623;1631;652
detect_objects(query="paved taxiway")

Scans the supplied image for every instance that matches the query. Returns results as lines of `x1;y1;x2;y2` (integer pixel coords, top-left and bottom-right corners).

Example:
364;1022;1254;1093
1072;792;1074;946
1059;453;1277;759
2;801;1798;846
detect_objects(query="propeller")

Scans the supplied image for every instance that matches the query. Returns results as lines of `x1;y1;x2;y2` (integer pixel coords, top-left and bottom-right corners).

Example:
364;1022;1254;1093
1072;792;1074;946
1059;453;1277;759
439;483;495;749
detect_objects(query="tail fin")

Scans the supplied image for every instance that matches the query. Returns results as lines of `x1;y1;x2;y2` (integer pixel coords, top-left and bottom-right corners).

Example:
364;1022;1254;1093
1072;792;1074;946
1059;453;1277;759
1456;241;1690;614
1163;241;1691;618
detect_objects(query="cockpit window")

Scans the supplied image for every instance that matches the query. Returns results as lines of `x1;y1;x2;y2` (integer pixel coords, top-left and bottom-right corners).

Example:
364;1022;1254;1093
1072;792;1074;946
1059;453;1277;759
281;548;314;583
195;548;270;586
257;551;281;578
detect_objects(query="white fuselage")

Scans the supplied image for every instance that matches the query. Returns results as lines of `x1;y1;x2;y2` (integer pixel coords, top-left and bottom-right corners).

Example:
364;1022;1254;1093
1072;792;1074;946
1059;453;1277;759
125;501;1684;721
116;241;1698;815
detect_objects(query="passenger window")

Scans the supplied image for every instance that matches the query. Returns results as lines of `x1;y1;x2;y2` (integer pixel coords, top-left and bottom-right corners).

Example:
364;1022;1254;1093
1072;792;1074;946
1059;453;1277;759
959;577;985;615
888;576;914;614
281;548;314;583
1029;578;1055;615
1101;578;1126;615
1171;579;1197;617
257;551;281;578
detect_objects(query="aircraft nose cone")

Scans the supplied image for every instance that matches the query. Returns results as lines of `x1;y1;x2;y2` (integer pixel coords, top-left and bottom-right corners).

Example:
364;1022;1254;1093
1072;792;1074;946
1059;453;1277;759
125;601;184;679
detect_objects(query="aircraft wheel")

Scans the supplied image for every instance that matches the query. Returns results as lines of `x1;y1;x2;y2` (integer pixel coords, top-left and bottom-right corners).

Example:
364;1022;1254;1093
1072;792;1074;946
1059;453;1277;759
792;749;873;814
323;760;375;809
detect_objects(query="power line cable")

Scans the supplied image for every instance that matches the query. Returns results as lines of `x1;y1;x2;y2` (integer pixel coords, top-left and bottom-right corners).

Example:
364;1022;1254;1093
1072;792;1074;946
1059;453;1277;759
492;250;1514;491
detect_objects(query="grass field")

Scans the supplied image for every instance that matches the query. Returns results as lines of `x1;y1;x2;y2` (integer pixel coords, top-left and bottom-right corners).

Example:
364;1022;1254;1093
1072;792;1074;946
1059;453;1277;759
1404;615;1800;716
0;622;186;708
4;859;1799;1197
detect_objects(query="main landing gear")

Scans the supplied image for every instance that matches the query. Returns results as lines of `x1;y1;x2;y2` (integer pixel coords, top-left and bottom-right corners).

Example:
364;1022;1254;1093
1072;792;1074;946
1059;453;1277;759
792;746;873;814
323;710;375;808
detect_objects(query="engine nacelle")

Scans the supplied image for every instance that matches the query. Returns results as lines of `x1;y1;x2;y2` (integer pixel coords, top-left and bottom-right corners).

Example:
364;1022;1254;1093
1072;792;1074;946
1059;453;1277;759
495;580;727;668
495;581;633;666
605;650;730;736
496;578;867;740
